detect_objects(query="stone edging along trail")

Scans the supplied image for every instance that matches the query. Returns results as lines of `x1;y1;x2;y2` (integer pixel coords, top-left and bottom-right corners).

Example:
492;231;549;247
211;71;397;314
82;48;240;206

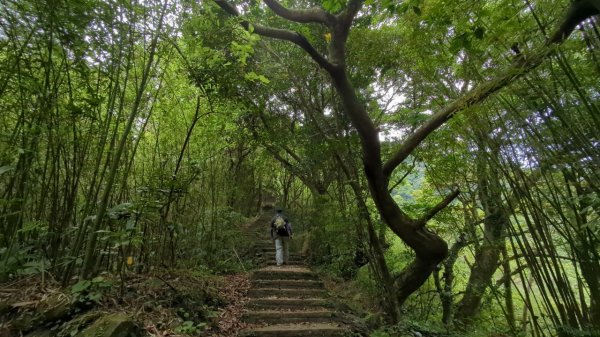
239;212;358;337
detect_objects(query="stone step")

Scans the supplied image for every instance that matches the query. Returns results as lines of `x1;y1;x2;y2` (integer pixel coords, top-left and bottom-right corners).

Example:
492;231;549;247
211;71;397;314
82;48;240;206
241;323;348;337
258;250;301;255
256;253;304;261
261;259;304;265
260;247;276;252
252;279;324;289
243;309;336;324
255;246;302;253
260;253;303;260
248;298;333;310
266;260;305;266
248;287;327;298
252;270;319;281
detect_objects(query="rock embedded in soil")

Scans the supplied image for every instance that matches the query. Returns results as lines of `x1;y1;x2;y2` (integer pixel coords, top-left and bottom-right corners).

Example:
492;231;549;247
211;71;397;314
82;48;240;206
75;313;140;337
24;329;54;337
7;292;73;334
38;293;72;323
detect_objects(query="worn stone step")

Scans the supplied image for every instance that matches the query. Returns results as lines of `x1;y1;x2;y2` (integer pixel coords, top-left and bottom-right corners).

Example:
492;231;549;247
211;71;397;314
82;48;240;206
241;323;348;337
243;309;336;324
260;251;302;257
252;279;323;289
266;260;305;266
248;288;327;298
260;254;303;260
259;251;302;257
262;258;304;265
247;298;333;310
251;265;319;280
252;244;273;249
260;247;276;252
260;249;299;253
253;244;299;251
258;244;295;249
252;270;319;281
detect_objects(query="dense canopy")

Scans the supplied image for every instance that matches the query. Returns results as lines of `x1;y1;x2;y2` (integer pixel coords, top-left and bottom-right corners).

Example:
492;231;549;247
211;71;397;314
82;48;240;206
0;1;599;336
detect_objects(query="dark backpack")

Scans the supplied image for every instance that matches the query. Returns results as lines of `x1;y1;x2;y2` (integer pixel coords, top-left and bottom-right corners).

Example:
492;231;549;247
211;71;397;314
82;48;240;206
273;215;288;236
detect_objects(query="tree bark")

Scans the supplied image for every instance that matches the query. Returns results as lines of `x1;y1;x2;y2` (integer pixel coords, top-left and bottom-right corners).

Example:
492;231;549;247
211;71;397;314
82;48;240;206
434;233;467;325
455;137;509;322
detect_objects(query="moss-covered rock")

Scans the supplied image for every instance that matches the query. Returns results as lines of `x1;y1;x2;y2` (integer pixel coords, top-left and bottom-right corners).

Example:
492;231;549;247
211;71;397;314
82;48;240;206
39;293;72;322
75;313;140;337
8;292;73;333
11;311;37;331
25;329;55;337
56;311;102;337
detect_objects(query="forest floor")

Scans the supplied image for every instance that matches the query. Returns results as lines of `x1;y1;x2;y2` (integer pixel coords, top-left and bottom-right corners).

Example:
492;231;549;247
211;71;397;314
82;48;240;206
0;267;251;337
0;210;369;337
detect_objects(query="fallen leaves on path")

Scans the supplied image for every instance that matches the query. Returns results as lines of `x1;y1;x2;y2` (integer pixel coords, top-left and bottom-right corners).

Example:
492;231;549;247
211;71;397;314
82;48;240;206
211;273;250;337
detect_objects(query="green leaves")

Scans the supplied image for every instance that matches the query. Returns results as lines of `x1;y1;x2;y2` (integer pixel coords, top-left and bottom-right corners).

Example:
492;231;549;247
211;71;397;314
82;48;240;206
70;276;113;304
107;202;134;220
230;26;260;66
244;71;270;84
0;165;14;176
71;279;92;294
390;0;422;16
322;0;346;13
449;25;486;54
449;33;471;54
473;26;485;40
175;320;208;334
19;260;48;275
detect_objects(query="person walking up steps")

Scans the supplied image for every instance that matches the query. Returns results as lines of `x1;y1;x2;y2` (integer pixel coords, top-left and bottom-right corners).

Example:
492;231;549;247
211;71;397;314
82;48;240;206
270;209;292;266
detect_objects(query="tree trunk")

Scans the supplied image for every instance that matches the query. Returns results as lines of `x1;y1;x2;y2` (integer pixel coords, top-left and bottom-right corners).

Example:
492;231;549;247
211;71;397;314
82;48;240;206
330;68;450;306
434;233;467;325
455;137;508;322
80;5;167;278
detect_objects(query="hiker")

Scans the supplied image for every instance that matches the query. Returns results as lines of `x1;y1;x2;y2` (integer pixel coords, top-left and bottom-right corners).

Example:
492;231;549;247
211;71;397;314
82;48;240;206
270;209;292;266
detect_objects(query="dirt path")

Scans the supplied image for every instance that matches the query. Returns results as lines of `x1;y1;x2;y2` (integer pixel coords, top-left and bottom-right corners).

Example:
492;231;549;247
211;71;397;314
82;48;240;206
239;212;352;337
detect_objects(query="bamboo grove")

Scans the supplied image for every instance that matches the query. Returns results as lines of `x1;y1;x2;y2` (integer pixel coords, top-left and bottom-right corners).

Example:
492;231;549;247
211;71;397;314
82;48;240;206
0;0;599;336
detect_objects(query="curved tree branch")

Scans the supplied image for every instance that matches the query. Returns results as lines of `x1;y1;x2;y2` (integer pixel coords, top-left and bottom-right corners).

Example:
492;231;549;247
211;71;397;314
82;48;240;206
252;24;337;72
213;0;239;15
249;117;310;186
263;0;334;26
325;0;364;66
382;3;600;178
416;189;460;228
548;0;600;44
213;0;336;72
253;101;305;165
382;67;526;178
339;0;364;29
388;157;417;193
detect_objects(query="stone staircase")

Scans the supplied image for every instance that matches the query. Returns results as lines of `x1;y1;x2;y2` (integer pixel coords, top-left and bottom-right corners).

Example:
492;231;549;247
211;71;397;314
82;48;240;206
240;213;352;337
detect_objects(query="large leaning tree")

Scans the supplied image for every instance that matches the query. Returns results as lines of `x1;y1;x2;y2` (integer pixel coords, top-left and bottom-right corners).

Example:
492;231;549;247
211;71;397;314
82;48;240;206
212;0;600;307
